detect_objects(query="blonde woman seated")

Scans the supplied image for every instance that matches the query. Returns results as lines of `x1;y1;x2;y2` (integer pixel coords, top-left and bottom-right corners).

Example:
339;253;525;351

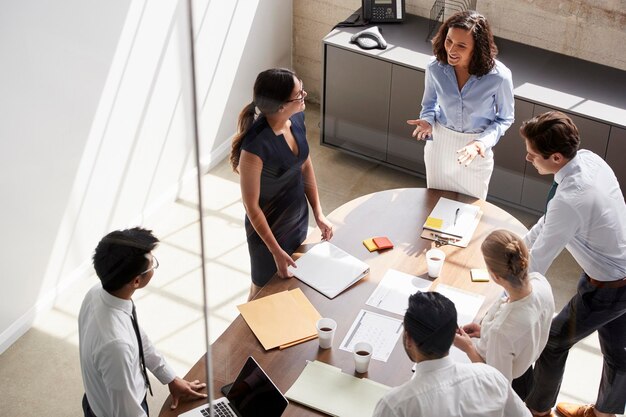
453;230;555;400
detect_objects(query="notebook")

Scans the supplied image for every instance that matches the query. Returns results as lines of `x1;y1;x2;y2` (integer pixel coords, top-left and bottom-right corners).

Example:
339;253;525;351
286;360;390;417
288;241;370;299
179;356;288;417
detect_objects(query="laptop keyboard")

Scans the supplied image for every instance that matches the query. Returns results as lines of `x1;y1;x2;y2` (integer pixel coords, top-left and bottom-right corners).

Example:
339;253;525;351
200;402;236;417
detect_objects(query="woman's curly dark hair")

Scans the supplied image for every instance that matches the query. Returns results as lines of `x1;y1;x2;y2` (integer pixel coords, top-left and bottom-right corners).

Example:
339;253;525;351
432;10;498;77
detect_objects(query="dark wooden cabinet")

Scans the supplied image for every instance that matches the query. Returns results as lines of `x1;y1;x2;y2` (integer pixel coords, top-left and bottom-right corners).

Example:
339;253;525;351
387;64;426;174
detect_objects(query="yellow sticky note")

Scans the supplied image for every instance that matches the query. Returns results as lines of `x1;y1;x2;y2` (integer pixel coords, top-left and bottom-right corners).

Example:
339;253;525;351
470;269;490;282
362;238;378;252
425;217;443;229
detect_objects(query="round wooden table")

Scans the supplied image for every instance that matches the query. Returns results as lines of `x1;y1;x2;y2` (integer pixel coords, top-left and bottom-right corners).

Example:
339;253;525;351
159;188;527;417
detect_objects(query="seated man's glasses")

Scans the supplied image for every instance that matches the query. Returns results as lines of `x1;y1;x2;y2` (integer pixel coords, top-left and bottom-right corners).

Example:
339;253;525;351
140;256;159;275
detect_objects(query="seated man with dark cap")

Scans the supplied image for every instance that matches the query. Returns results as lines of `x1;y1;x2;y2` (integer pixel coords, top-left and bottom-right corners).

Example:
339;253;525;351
78;227;207;417
373;291;531;417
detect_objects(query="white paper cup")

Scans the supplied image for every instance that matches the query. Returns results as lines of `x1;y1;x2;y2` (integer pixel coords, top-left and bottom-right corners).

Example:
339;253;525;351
426;248;446;278
353;341;373;373
316;318;337;349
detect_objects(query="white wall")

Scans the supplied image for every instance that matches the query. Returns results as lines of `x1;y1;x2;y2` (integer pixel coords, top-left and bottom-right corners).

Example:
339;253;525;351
0;0;292;354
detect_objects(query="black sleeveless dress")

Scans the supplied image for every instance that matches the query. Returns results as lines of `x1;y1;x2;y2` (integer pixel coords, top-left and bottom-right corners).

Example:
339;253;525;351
241;112;309;286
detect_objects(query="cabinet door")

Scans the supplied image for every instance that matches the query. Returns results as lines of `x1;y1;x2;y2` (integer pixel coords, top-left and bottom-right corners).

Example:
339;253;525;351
605;126;626;199
387;65;425;174
489;98;533;204
323;46;391;161
521;105;611;212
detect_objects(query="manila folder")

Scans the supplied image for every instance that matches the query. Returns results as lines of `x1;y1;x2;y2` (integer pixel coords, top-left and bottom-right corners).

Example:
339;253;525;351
237;288;321;350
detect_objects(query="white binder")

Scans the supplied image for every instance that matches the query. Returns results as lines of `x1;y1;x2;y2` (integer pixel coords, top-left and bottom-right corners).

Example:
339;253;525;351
288;241;370;299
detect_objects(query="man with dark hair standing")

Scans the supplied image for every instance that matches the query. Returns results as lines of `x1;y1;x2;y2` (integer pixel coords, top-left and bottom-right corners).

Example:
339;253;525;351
520;111;626;417
373;291;530;417
79;227;207;417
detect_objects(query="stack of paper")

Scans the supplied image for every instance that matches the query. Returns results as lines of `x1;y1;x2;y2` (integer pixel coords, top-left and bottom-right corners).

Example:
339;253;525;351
422;197;482;247
286;360;390;417
237;288;321;350
288;241;370;299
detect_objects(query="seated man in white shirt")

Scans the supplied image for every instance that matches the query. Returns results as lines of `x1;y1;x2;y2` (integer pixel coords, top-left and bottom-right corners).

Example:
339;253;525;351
79;227;207;417
373;291;531;417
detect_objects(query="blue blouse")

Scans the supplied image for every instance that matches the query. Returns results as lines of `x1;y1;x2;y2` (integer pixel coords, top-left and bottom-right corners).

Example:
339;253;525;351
419;58;515;148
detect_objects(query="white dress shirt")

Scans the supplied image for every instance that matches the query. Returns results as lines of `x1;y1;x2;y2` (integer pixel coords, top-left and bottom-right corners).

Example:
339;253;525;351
473;273;555;381
372;356;531;417
525;150;626;280
79;284;176;417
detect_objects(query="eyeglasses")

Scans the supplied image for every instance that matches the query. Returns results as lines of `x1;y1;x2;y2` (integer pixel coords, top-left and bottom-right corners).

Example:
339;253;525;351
140;256;159;275
286;81;306;103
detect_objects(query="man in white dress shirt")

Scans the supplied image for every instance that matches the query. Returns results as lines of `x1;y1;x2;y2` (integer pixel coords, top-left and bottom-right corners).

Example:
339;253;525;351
372;291;531;417
520;111;626;417
79;228;207;417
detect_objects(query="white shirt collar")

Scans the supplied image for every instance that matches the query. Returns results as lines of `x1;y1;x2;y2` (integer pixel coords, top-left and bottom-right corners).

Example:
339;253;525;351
413;355;455;374
98;286;133;317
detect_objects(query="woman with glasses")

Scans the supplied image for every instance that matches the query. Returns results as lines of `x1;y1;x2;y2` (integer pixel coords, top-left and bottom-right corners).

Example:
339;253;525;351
230;68;333;300
453;229;555;400
407;10;514;199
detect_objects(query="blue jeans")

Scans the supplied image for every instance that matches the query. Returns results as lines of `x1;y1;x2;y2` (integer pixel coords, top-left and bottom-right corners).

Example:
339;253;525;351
82;394;149;417
525;273;626;414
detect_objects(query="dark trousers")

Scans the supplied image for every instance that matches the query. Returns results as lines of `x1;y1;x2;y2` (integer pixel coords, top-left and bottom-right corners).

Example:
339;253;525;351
82;393;149;417
525;273;626;414
512;366;534;401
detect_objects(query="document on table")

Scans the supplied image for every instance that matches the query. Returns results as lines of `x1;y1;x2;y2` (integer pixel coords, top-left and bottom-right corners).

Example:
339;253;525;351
366;269;433;316
433;284;486;364
286;360;390;417
339;309;403;362
434;284;485;326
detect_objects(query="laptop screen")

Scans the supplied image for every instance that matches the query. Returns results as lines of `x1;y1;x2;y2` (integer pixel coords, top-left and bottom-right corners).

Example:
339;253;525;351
226;357;288;417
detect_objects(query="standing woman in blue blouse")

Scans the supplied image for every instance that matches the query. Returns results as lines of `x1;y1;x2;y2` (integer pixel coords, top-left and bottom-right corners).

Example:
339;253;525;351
231;68;333;300
407;11;514;199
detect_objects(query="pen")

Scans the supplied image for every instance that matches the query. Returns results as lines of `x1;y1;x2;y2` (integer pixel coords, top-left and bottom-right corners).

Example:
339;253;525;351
454;208;460;226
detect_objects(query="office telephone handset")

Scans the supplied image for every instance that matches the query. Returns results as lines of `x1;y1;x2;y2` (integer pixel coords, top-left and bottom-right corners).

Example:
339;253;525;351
350;26;387;50
362;0;405;23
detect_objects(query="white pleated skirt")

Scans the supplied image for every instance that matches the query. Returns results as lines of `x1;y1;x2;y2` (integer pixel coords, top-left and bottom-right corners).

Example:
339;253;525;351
424;122;494;200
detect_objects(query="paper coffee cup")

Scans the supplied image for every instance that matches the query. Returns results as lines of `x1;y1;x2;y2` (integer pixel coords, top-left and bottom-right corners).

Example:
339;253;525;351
353;341;373;373
426;248;446;278
316;318;337;349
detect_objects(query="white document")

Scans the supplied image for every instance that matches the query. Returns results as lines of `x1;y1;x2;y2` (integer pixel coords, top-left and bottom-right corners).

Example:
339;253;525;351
286;360;390;417
433;284;485;364
434;284;486;327
423;197;481;240
288;241;370;299
366;269;432;316
339;309;403;362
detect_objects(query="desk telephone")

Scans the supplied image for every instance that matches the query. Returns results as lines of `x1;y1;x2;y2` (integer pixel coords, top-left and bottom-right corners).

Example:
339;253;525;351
363;0;405;23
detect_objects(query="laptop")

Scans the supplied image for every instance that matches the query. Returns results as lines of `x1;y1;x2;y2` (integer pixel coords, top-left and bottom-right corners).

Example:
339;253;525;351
179;356;288;417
